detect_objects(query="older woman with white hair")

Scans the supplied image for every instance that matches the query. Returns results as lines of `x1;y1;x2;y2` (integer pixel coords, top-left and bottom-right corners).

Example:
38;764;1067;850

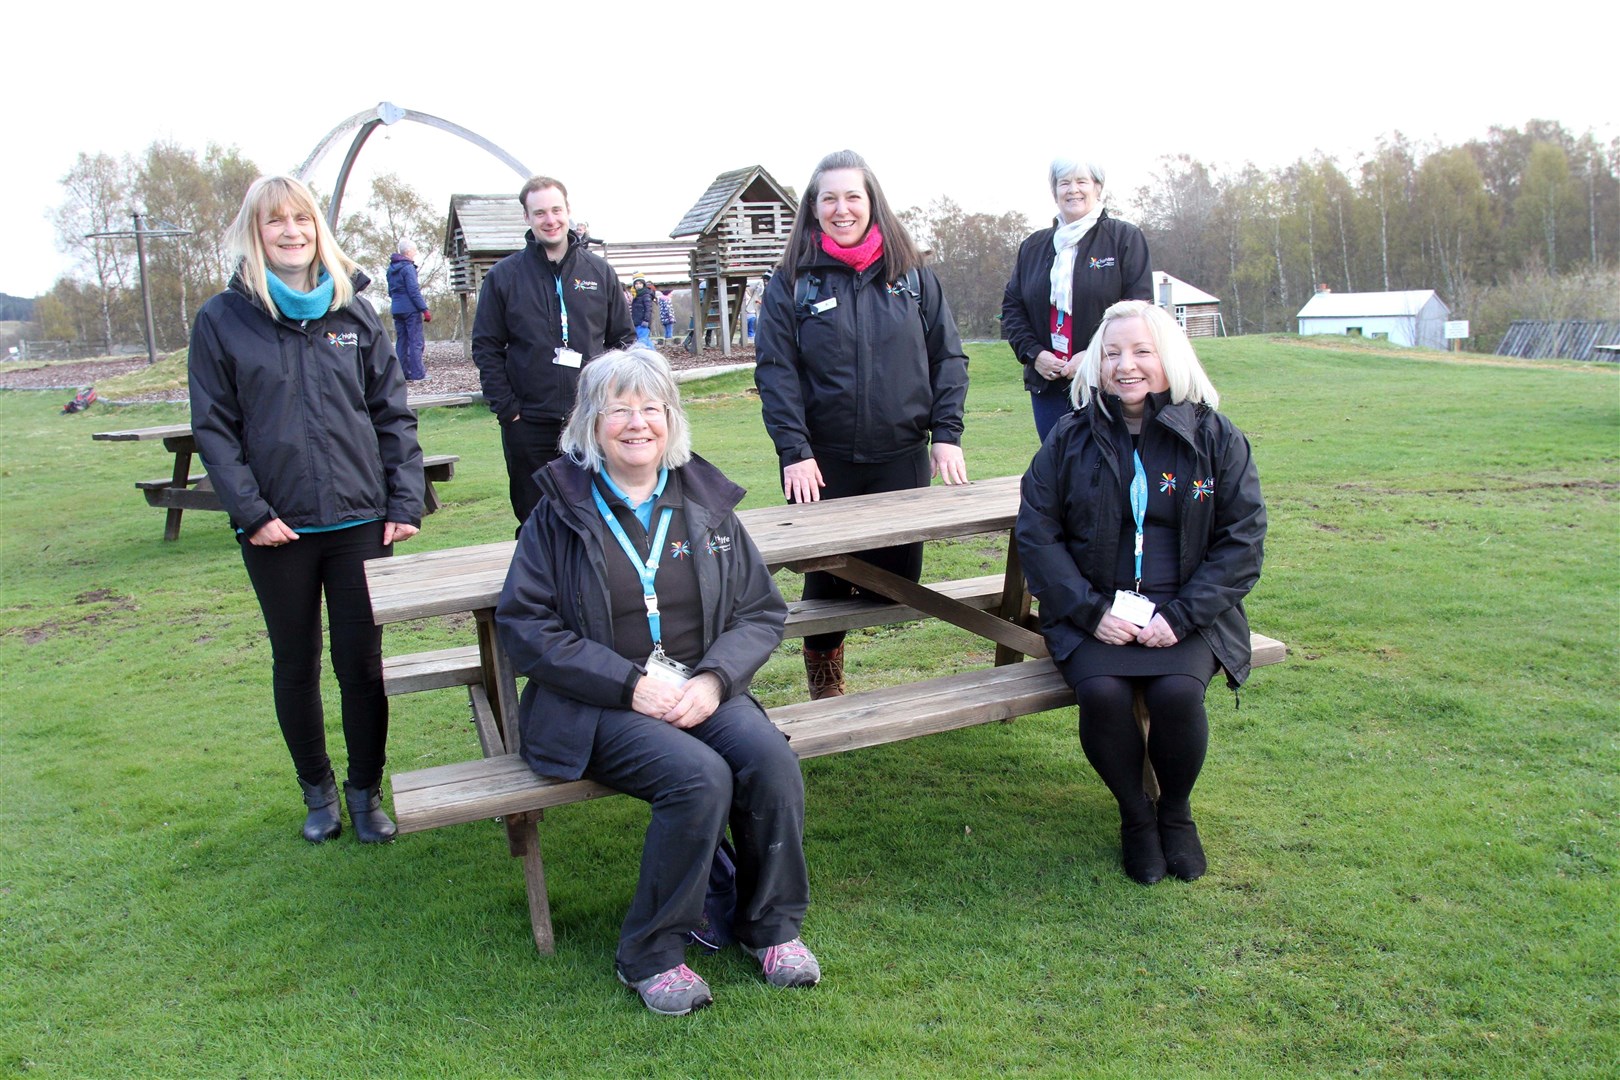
1002;157;1153;441
496;347;818;1016
1017;301;1265;885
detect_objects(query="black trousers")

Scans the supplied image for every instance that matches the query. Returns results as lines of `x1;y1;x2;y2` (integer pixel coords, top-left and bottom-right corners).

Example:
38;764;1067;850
797;447;930;651
500;416;564;531
585;695;809;981
239;521;391;789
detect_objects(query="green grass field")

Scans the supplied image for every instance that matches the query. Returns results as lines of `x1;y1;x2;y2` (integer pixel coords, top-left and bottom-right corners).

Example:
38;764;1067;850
2;337;1615;1077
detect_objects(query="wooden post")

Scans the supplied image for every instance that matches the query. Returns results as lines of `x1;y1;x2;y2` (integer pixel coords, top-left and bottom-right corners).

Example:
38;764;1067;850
715;273;732;357
460;293;472;362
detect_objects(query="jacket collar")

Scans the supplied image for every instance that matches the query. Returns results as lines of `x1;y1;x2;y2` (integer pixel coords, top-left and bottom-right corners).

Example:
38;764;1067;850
537;453;745;533
227;269;371;320
1092;390;1205;447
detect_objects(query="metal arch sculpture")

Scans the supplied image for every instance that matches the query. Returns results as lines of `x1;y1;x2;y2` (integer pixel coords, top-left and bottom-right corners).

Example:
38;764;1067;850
294;102;534;229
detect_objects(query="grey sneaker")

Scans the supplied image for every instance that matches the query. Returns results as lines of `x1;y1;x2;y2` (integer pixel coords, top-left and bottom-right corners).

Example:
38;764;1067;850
745;937;821;988
615;963;713;1016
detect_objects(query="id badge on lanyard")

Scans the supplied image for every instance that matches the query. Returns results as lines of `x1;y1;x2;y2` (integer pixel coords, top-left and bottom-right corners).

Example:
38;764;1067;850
1110;448;1156;628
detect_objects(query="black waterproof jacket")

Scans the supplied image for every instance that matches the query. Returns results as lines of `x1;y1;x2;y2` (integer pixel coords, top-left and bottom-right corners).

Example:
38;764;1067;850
754;248;968;467
495;454;787;779
188;273;424;538
1001;212;1153;396
1016;393;1265;688
472;230;634;422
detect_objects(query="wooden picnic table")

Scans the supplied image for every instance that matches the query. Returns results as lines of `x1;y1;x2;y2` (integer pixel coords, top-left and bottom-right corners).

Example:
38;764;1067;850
92;392;482;540
365;475;1285;952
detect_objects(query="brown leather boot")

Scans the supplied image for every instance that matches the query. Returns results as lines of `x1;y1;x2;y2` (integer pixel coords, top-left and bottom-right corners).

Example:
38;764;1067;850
803;645;845;700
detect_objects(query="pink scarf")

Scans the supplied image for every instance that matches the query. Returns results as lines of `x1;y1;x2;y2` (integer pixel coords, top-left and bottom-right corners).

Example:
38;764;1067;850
821;226;884;272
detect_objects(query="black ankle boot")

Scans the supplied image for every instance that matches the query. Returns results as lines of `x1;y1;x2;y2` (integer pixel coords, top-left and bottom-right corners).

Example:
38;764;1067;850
344;781;397;844
1119;794;1166;885
298;773;342;843
1157;800;1207;881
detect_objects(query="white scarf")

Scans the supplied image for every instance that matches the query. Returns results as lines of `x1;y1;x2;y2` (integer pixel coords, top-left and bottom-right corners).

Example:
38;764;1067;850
1049;208;1103;315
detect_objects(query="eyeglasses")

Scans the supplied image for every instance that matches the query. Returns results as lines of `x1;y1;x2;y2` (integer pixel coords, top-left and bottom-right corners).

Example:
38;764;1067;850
599;402;668;426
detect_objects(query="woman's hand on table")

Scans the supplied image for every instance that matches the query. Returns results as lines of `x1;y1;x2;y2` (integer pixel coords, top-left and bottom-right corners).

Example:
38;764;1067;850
783;458;824;503
248;518;300;546
661;672;723;730
1135;613;1179;648
930;443;969;486
384;522;419;545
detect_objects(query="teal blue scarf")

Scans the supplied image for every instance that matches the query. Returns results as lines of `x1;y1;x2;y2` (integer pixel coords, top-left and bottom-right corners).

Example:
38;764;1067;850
266;269;334;320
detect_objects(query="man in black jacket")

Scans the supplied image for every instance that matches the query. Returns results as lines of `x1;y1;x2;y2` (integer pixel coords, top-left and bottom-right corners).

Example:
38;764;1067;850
473;176;634;526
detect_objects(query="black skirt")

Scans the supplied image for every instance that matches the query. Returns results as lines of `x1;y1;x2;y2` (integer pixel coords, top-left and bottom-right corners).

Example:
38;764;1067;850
1060;630;1219;686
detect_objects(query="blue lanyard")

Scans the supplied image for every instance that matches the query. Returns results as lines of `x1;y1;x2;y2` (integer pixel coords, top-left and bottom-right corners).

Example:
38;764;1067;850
592;484;673;644
1129;449;1148;591
554;275;570;348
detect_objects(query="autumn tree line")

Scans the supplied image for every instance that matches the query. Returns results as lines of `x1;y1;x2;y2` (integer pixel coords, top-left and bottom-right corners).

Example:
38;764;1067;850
35;120;1620;359
39;143;446;356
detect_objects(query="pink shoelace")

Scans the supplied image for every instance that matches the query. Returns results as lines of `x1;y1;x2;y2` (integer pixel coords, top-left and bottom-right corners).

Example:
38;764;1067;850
645;964;703;993
757;940;812;975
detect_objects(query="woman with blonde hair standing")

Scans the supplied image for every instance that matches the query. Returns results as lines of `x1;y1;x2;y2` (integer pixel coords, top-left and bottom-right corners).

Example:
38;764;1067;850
190;175;424;844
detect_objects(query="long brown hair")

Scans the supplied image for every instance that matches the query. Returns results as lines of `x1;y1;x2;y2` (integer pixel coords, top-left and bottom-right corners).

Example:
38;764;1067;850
779;150;924;286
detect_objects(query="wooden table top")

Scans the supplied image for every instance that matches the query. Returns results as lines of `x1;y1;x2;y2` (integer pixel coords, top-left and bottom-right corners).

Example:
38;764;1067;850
366;474;1023;625
92;394;486;443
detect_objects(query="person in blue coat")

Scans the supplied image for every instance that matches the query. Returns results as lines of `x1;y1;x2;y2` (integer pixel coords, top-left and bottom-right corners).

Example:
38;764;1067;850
387;240;430;381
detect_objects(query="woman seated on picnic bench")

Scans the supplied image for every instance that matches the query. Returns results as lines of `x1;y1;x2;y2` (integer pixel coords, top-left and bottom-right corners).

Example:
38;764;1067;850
496;347;818;1016
189;175;424;846
1016;300;1265;885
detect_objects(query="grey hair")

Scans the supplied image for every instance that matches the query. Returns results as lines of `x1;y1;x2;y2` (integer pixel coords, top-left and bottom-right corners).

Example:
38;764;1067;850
560;347;693;473
396;238;417;255
1049;157;1107;196
1073;300;1220;413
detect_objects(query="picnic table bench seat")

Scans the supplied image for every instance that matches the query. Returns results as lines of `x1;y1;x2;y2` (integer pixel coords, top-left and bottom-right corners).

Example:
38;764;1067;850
388;631;1286;952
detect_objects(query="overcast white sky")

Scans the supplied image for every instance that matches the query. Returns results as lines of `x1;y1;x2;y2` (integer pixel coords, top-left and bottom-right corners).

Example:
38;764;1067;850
4;0;1612;298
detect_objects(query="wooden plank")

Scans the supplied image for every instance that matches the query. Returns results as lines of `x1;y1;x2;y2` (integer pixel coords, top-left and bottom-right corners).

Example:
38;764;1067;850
806;555;1048;659
381;576;1010;696
384;645;482;695
142;486;225;512
93;424;193;442
366;476;1024;624
393;632;1290;834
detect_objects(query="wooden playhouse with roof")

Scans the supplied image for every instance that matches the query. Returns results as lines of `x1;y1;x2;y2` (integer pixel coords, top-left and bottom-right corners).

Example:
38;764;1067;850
670;165;796;355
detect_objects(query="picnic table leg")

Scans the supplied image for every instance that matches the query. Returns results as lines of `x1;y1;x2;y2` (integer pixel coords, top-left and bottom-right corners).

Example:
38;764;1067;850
994;539;1034;667
506;812;556;954
163;445;193;542
475;610;522;753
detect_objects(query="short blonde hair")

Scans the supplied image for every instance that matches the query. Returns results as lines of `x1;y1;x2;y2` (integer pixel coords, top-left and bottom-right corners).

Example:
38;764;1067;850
560;348;694;473
1073;300;1220;413
224;175;359;315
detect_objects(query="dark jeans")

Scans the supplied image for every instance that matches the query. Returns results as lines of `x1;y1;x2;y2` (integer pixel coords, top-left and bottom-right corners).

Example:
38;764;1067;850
797;447;930;651
393;313;425;380
1031;387;1072;443
239;521;392;789
585;695;809;980
500;416;564;532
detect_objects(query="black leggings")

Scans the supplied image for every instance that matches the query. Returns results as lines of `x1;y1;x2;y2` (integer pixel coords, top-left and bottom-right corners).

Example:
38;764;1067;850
797;447;930;651
239;522;391;789
1075;674;1209;811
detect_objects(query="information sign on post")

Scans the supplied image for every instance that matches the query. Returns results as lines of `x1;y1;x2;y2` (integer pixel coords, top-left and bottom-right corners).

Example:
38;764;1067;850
1444;320;1470;352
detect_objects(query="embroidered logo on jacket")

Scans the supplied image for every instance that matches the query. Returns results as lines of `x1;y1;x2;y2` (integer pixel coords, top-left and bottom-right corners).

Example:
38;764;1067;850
1191;477;1215;501
572;278;599;291
706;534;733;555
1159;472;1177;494
1088;256;1116;270
669;540;691;560
326;331;359;348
